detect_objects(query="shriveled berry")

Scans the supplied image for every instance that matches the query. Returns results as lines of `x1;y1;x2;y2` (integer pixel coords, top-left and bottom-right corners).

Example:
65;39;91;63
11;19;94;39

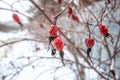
58;0;62;4
39;23;44;28
72;14;80;23
67;7;72;16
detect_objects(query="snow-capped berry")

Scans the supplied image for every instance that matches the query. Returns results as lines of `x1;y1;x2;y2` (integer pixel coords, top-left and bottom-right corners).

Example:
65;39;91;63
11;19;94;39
99;23;108;36
48;25;58;37
52;37;64;51
85;38;94;48
72;14;80;23
67;7;72;16
12;13;20;23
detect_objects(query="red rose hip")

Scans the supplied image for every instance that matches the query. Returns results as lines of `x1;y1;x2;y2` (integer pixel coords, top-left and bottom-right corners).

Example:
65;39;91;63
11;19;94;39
52;37;64;51
85;38;94;48
72;14;80;23
99;23;108;36
58;0;62;4
67;7;72;16
48;25;58;37
12;13;20;23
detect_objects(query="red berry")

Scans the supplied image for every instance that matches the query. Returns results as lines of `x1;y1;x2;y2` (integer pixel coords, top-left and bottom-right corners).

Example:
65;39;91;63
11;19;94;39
12;13;20;23
52;37;64;51
51;8;55;15
48;25;58;37
85;38;94;48
72;15;80;23
99;23;108;35
39;23;44;28
67;7;72;16
58;0;62;4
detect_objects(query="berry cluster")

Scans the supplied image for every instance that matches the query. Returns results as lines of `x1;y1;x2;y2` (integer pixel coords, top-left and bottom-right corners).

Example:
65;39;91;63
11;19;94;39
67;7;80;23
48;25;65;65
84;23;112;62
48;25;64;52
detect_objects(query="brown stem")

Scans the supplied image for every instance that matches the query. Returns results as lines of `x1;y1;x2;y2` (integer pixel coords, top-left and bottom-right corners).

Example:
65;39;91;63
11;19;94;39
54;0;74;25
29;0;53;24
